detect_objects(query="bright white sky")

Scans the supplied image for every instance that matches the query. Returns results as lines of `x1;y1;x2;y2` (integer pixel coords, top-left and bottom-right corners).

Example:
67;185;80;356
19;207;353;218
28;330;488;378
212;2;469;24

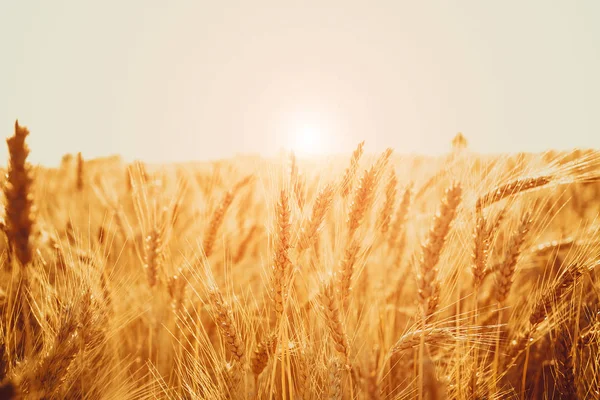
1;1;599;165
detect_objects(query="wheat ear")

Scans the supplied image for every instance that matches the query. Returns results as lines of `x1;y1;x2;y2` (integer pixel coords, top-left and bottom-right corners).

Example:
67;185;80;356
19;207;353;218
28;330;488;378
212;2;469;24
417;182;462;318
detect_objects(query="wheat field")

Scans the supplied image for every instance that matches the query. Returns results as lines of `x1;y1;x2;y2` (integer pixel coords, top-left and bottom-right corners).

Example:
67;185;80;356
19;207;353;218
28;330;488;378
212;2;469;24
0;121;599;399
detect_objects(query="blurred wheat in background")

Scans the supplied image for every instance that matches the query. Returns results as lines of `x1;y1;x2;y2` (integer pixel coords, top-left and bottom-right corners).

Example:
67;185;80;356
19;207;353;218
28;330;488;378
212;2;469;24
0;121;599;399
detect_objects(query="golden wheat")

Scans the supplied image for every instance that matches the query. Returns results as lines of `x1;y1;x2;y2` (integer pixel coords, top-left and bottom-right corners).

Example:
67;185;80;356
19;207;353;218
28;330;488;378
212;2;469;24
0;125;598;399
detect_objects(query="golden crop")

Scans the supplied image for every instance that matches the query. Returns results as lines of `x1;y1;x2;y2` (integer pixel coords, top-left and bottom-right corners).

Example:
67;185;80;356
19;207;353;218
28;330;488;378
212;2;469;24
1;122;599;399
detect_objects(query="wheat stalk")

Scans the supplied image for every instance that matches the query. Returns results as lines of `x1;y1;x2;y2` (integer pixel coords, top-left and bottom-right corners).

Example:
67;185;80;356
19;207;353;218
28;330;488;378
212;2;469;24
495;211;532;304
319;280;350;362
340;141;365;197
417;182;462;318
4;121;35;267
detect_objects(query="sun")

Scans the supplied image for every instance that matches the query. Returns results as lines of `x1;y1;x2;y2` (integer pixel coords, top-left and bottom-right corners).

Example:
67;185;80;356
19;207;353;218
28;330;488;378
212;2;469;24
281;110;336;156
289;123;324;156
283;110;335;157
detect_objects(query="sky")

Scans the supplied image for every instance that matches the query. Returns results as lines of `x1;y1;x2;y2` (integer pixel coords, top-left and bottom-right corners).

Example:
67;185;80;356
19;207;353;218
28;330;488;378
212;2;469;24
1;1;599;165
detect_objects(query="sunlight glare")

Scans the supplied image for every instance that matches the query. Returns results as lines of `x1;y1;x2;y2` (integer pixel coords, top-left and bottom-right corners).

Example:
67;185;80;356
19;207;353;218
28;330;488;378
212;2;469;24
284;111;335;157
291;123;323;155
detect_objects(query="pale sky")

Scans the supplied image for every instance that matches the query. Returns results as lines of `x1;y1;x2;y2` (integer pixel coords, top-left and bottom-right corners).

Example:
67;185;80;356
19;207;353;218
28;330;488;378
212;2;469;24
1;1;599;165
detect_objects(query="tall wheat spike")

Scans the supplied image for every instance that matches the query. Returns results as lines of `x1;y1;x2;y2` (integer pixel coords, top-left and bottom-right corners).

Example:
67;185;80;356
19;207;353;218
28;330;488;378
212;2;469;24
272;189;292;316
4;121;35;266
417;182;462;318
340;141;365;198
495;211;532;304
